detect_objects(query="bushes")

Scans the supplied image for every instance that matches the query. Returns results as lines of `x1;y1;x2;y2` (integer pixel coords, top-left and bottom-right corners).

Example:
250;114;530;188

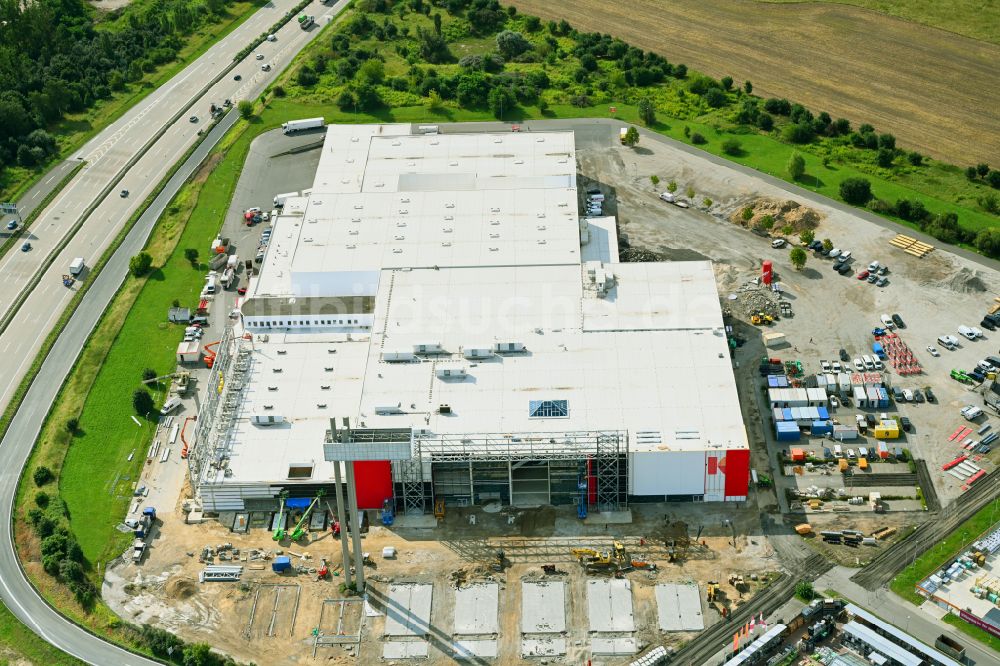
129;252;152;278
690;132;707;145
839;177;873;205
721;138;742;156
33;466;54;486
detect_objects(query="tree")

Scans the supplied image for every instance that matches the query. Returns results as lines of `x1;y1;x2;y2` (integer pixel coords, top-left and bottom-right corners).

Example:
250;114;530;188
667;181;677;193
878;133;896;150
426;89;443;112
297;65;319;87
839;177;873;206
488;86;516;119
142;368;158;382
690;132;706;145
720;76;733;90
721;138;741;156
988;170;1000;189
799;229;815;245
637;97;656;126
357;59;384;85
759;215;775;230
183;248;199;266
33;466;54;486
182;642;213;666
237;100;254;119
686;186;696;199
789;247;807;270
495;30;530;58
976;163;990;177
967;166;979;180
787;152;806;180
907;151;923;166
822;238;833;252
65;418;79;434
133;389;154;417
35;491;49;508
650;175;659;185
876;148;895;168
703;88;726;108
129;252;152;278
743;80;752;94
975;228;1000;257
741;207;754;222
622;126;639;147
795;581;816;601
433;12;442;36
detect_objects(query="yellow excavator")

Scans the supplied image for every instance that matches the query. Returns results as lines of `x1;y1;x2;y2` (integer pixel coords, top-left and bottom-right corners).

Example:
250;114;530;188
571;548;615;568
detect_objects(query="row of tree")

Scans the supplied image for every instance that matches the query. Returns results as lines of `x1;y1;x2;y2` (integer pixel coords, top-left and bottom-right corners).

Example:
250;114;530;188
0;0;232;185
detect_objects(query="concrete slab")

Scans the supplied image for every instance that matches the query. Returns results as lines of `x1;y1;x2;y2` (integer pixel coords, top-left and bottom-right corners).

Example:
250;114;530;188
521;581;566;633
583;510;633;525
383;641;429;659
655;583;704;631
453;639;498;659
453;583;499;635
522;637;567;657
392;514;438;528
587;579;635;632
591;636;638;655
384;583;433;637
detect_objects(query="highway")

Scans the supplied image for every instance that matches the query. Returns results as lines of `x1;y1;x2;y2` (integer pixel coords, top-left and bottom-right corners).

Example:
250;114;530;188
0;0;347;417
0;2;349;664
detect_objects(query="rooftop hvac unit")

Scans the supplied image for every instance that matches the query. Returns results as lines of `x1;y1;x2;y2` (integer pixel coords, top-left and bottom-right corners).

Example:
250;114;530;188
493;341;526;354
251;415;285;426
435;367;467;379
463;347;492;359
375;404;403;415
414;342;444;354
382;350;415;362
438;404;452;414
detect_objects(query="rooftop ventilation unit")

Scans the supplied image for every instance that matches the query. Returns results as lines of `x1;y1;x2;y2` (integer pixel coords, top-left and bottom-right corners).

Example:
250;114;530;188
251;415;284;426
375;403;404;415
438;404;452;414
382;350;416;362
494;341;526;354
463;347;492;359
435;367;467;379
414;342;444;354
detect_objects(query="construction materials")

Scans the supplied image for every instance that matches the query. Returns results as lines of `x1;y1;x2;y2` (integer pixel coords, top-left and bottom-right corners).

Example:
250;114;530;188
795;523;812;535
889;233;933;257
200;565;243;582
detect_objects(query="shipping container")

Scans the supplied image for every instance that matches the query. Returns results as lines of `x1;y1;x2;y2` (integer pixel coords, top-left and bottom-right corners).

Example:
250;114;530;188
877;441;890;459
776;421;801;441
790;448;806;461
833;425;859;441
838;459;848;472
874;420;900;439
811;420;833;435
858;458;868;470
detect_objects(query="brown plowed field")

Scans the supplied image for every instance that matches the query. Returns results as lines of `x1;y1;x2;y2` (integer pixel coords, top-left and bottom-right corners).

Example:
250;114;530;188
508;0;1000;164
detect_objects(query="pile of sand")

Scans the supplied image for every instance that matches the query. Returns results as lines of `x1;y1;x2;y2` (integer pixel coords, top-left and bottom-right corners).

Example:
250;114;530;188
944;268;988;294
729;198;823;235
165;577;197;600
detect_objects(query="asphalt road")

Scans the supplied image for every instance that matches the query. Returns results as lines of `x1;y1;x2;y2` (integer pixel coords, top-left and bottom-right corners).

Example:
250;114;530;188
0;0;349;422
0;161;78;233
0;108;238;666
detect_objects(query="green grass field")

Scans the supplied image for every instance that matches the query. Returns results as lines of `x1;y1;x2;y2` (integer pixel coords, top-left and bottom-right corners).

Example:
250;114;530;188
760;0;1000;45
0;600;84;665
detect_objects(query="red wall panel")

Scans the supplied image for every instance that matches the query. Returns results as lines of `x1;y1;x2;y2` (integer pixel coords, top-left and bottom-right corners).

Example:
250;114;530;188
353;460;393;510
723;449;751;498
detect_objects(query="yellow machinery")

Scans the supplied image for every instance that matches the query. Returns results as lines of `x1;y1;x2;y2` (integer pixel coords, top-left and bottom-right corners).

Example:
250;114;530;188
613;541;628;563
490;549;509;572
434;499;445;520
571;548;615;568
707;581;718;602
750;314;763;325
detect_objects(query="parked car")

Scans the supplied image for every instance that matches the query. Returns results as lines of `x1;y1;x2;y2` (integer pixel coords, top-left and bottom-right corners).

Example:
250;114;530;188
809;240;823;250
880;314;895;329
868;260;880;272
959;325;979;340
978;359;994;372
876;277;889;287
914;389;925;403
877;265;889;275
900;416;912;432
867;273;878;283
828;248;842;258
926;345;940;357
865;414;876;427
892;386;905;402
937;335;959;350
857;270;869;280
832;361;842;372
237;286;247;295
853;358;864;371
981;318;997;331
891;314;905;328
835;250;852;263
902;388;914;401
838;263;852;275
771;238;786;248
925;387;936;402
840;349;850;362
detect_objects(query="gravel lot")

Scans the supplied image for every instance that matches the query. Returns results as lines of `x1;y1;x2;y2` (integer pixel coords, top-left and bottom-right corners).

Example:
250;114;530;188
578;131;1000;507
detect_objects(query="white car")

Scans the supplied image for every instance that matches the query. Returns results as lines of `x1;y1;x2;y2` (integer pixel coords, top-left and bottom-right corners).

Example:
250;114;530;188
261;63;271;71
820;359;831;372
835;250;852;263
902;388;914;401
659;192;675;203
868;260;880;272
828;248;842;258
959;325;979;340
853;358;864;371
256;53;265;60
978;360;994;372
879;314;895;329
266;34;277;42
771;238;786;248
926;345;940;357
855;414;866;427
830;396;840;408
832;361;842;372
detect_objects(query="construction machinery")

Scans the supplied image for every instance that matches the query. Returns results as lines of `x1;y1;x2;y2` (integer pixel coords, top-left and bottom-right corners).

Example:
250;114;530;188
272;492;289;541
288;492;324;541
142;370;192;395
381;498;394;526
203;340;220;368
490;549;509;572
706;581;719;602
571;547;617;571
613;541;628;564
434;498;445;520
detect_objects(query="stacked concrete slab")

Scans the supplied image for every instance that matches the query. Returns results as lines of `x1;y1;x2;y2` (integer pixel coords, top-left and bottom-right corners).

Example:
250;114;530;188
452;583;499;660
521;580;567;657
383;583;433;659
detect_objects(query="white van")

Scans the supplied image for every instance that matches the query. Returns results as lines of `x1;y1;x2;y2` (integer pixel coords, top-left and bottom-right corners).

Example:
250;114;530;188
160;397;182;415
938;335;959;350
862;355;876;370
834;444;843;457
958;325;978;340
69;257;85;275
873;357;884;370
204;272;218;294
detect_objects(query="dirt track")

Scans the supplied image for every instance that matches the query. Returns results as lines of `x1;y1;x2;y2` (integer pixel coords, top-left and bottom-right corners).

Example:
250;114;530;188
508;0;1000;165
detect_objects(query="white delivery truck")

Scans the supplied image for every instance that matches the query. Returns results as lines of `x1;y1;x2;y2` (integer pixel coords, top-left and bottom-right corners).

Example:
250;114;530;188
273;191;299;208
69;257;85;275
226;253;239;270
281;117;324;134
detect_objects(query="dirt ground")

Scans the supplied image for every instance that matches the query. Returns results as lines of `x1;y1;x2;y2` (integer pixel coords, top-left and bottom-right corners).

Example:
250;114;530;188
509;0;1000;164
576;131;1000;511
103;502;780;664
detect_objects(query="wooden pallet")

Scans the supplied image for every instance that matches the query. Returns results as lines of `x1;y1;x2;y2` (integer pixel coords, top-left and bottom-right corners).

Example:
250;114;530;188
889;234;934;257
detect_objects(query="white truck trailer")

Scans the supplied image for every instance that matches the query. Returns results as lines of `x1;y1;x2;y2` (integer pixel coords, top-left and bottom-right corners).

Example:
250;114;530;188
281;117;324;134
273;191;300;208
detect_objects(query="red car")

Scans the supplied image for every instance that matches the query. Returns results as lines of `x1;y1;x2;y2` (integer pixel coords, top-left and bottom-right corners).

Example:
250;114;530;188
856;270;869;280
237;286;247;295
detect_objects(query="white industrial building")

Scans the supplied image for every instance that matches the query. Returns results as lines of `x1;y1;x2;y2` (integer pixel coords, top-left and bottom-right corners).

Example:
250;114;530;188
189;124;750;516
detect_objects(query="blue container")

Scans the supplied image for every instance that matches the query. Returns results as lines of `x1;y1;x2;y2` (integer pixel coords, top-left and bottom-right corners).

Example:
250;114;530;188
876;388;889;408
811;420;833;435
272;556;292;573
816;406;830;420
776;421;801;441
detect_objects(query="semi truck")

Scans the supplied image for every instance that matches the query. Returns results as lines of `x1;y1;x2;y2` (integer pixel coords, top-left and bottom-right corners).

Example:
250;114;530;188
273;191;300;208
281;117;324;134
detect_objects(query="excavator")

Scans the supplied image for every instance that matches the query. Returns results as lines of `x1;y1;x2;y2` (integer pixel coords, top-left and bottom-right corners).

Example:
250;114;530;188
570;548;616;570
272;491;289;541
288;491;324;541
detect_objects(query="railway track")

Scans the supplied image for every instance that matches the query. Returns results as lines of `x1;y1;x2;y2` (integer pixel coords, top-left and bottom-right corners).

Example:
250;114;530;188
669;554;831;666
852;469;1000;589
